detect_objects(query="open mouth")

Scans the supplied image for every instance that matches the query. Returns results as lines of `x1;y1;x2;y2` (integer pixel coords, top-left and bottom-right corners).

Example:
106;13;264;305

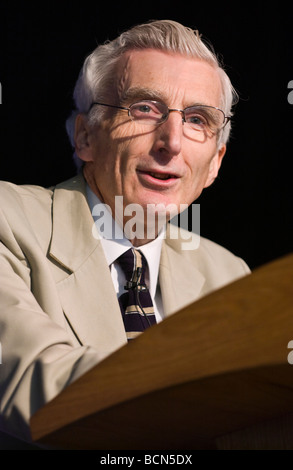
148;172;177;180
137;169;180;182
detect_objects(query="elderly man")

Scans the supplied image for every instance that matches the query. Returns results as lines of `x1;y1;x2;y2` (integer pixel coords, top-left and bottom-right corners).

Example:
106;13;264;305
0;20;249;446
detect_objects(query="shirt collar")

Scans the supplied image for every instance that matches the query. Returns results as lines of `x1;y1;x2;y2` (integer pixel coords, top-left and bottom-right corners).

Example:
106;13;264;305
86;185;164;298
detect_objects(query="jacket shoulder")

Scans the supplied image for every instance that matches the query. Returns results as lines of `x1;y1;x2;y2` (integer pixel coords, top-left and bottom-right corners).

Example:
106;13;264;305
0;180;53;208
0;173;83;213
166;223;250;278
196;235;250;272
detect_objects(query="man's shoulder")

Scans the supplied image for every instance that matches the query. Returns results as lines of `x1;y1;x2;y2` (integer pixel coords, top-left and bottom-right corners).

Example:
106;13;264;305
0;175;85;236
0;175;86;256
0;180;53;207
165;223;250;275
0;174;84;210
194;235;245;262
197;236;250;275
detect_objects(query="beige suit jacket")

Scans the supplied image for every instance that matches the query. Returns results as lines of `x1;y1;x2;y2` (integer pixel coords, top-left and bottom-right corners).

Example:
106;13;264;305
0;173;250;443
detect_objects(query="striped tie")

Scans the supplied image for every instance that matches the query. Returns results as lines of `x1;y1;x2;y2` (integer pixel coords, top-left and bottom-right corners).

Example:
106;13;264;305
117;248;157;341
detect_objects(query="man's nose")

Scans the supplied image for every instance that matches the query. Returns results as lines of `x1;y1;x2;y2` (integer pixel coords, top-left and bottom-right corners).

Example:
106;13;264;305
152;111;183;157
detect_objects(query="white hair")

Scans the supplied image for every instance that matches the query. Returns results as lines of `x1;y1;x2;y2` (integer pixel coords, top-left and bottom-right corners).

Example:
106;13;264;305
66;20;238;168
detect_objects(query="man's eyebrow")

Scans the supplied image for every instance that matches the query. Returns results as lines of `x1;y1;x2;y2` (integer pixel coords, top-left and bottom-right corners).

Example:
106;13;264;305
120;87;215;109
120;87;167;104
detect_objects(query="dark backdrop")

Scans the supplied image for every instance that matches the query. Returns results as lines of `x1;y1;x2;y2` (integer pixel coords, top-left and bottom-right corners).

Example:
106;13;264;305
0;1;292;270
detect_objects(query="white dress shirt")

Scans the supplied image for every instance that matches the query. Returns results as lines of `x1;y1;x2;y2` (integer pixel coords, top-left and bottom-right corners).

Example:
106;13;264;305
86;186;164;322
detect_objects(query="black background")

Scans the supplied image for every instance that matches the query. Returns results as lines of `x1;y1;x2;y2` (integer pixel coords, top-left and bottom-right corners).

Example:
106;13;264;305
0;1;292;270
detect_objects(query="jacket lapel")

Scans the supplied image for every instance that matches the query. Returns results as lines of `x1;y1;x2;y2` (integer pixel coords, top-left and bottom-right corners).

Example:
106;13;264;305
159;225;206;317
49;174;127;358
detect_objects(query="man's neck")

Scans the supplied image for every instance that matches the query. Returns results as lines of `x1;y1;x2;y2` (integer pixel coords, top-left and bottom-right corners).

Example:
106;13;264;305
84;170;166;246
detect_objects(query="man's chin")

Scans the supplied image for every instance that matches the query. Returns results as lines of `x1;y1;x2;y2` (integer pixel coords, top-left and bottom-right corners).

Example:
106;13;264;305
117;194;179;241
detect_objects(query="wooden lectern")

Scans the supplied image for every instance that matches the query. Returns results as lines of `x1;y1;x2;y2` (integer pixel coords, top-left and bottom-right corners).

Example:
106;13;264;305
30;254;293;450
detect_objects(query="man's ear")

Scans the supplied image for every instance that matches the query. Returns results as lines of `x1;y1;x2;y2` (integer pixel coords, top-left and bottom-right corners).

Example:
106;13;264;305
74;114;94;162
204;144;226;188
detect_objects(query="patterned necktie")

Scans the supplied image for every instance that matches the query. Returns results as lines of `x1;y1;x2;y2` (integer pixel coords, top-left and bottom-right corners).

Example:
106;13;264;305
116;248;157;341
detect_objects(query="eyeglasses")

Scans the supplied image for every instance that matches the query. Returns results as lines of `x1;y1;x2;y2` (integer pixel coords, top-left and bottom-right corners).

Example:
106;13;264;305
90;100;230;134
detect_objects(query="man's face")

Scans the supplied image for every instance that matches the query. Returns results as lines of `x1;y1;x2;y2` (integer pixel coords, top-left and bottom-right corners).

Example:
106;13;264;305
76;49;226;232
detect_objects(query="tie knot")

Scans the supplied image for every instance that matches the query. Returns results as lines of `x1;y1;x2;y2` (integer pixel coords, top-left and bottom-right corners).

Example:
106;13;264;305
117;248;147;288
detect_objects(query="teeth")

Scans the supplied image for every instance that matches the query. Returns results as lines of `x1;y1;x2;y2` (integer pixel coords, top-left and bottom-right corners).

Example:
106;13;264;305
149;172;171;180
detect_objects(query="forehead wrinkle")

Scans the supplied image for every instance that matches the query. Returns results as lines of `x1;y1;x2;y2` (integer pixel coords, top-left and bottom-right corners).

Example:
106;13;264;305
116;50;222;109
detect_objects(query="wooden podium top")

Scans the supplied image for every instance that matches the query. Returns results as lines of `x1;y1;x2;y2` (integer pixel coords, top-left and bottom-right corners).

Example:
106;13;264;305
30;254;293;450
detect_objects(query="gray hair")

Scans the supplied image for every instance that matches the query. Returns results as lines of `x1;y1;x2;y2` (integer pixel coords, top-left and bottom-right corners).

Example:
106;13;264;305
66;20;238;168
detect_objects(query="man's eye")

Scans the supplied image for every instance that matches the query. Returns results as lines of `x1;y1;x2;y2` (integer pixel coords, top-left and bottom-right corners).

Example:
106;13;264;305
190;116;204;124
130;104;154;116
187;114;207;127
138;105;152;113
130;102;161;120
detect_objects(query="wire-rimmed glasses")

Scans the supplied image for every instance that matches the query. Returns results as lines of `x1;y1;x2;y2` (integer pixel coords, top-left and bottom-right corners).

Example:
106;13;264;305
90;100;230;134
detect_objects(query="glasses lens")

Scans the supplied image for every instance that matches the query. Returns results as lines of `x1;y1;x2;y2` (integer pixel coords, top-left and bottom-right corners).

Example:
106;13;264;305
184;106;225;132
129;101;168;124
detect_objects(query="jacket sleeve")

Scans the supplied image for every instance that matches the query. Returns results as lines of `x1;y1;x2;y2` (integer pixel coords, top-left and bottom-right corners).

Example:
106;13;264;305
0;210;103;444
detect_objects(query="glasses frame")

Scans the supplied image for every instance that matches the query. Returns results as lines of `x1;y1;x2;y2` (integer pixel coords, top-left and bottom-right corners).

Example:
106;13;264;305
89;100;231;132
